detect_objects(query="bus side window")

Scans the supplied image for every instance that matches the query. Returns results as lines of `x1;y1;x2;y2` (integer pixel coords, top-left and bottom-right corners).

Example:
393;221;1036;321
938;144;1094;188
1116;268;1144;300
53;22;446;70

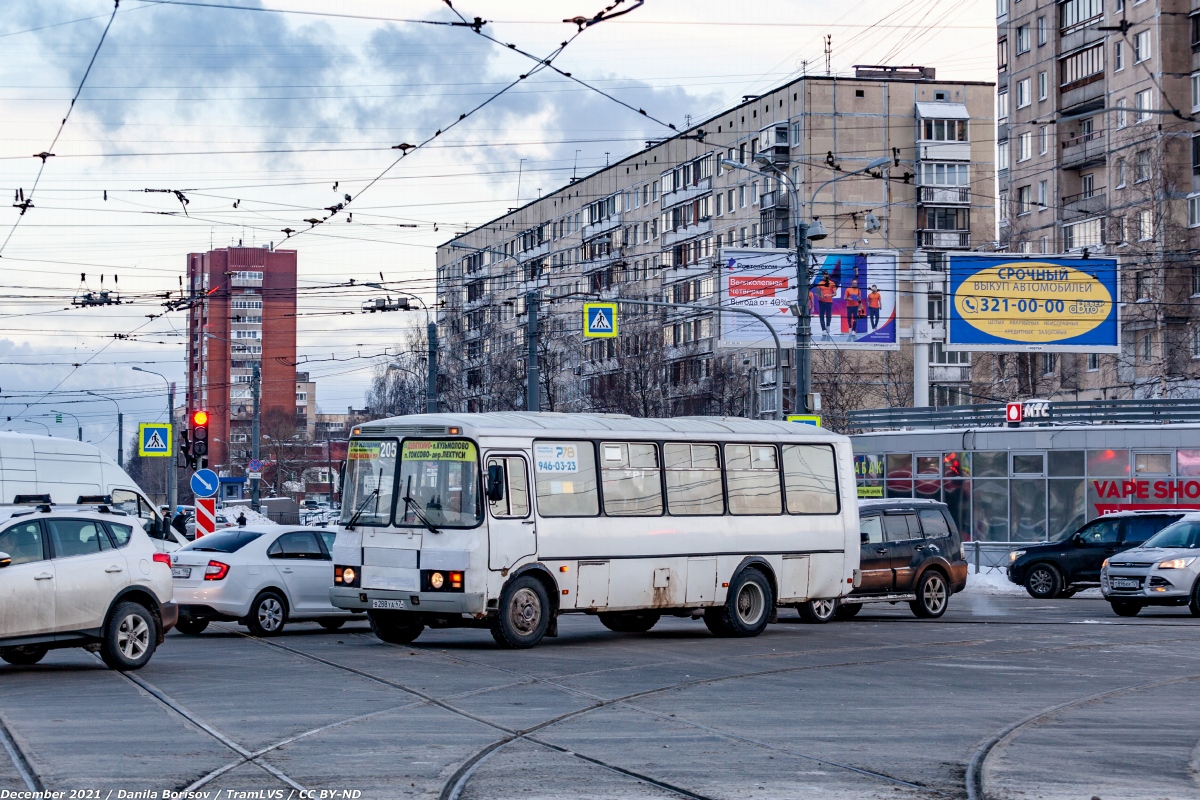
781;444;839;514
488;457;530;519
533;441;599;517
600;442;663;516
664;443;723;515
725;444;781;515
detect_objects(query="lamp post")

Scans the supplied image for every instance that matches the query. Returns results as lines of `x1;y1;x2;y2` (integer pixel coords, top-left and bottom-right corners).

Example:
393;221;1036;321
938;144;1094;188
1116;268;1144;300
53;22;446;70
133;366;176;513
49;410;82;441
721;155;890;415
86;392;123;467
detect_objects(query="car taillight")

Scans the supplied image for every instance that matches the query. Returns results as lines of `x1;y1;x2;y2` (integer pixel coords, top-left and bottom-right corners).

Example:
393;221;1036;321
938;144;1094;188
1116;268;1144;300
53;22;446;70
204;560;230;580
152;553;171;566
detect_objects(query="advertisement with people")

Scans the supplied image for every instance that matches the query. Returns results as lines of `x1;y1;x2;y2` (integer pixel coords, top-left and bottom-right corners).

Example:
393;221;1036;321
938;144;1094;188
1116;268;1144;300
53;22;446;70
718;248;899;350
946;254;1120;352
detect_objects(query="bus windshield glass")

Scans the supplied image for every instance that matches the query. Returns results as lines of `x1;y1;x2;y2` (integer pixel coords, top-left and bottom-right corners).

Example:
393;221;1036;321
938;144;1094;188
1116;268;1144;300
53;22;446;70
340;440;398;526
397;439;483;528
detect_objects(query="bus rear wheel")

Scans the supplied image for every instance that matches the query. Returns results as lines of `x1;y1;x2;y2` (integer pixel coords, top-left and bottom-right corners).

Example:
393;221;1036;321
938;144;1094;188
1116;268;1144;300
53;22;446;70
705;568;773;638
491;575;550;649
598;611;660;633
368;611;424;644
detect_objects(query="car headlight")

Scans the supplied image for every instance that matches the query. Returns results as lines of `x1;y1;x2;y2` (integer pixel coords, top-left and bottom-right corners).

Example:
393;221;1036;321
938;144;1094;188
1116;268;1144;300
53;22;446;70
1101;558;1109;569
1009;550;1026;562
1157;557;1197;569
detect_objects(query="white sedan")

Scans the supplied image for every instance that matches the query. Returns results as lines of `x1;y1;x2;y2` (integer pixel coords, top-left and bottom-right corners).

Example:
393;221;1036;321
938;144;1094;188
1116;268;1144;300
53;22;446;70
170;525;364;636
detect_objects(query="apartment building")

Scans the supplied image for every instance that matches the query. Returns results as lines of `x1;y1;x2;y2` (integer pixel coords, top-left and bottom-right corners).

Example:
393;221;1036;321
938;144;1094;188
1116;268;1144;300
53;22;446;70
994;0;1200;400
436;68;995;421
184;246;298;468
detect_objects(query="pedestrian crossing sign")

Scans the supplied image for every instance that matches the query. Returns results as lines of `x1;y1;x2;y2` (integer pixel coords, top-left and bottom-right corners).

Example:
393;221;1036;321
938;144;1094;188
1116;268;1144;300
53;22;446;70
138;423;173;457
583;302;618;338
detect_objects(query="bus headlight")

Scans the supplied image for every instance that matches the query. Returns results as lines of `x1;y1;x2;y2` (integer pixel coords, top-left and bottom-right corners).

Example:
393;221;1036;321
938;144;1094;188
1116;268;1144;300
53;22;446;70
335;566;360;587
421;569;465;593
430;571;445;589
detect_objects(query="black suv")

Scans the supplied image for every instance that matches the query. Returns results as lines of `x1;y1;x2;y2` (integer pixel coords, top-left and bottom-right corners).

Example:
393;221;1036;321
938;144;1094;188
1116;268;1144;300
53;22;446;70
1007;511;1188;598
798;499;968;622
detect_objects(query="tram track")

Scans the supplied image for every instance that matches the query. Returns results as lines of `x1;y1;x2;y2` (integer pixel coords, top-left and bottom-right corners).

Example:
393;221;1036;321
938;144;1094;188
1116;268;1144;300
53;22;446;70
0;706;43;793
964;673;1200;800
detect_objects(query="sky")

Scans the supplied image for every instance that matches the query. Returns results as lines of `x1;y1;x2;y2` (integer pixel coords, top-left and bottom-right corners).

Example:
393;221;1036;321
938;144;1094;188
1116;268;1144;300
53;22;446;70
0;0;994;463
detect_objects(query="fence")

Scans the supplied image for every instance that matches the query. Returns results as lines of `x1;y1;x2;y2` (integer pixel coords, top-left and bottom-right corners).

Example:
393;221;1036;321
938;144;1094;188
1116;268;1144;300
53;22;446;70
967;541;1018;575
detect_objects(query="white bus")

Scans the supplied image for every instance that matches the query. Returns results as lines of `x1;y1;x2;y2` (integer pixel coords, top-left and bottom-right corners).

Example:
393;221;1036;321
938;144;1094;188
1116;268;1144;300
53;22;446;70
329;413;859;648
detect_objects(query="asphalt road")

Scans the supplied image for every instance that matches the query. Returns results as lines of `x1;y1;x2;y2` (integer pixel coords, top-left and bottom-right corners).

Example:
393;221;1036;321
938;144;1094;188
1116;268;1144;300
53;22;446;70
2;589;1199;800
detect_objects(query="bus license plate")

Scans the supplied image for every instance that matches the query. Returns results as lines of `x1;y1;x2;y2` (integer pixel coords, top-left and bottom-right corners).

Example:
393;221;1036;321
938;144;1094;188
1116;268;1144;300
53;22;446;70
371;599;405;610
1111;578;1139;590
172;567;191;579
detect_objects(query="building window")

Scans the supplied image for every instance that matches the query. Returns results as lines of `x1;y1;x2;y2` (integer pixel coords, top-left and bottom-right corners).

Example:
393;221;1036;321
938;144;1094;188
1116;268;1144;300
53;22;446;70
1041;353;1056;376
1194;136;1200;176
1115;97;1127;128
918;162;969;185
930;343;970;365
1016;24;1030;54
1040;235;1049;253
1038;72;1048;100
1190;194;1200;228
997;91;1009;121
999;190;1009;222
998;38;1009;72
1114;41;1124;72
1140;332;1152;363
1192;329;1200;359
1063;218;1103;250
1133;30;1151;63
1116;157;1127;187
1037;180;1048;209
1017;131;1032;162
1135;149;1151;182
1087;352;1100;371
998;140;1010;171
1135;89;1153;122
1037;15;1047;45
997;0;1007;16
1060;0;1103;32
1017;185;1032;214
1060;44;1104;89
1137;210;1153;241
921;118;969;141
1016;78;1031;108
1192;264;1200;296
1039;125;1050;154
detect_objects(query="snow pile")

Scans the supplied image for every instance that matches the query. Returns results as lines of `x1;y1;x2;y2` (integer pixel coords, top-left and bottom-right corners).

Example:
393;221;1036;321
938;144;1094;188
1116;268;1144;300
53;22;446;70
960;567;1024;596
216;506;276;526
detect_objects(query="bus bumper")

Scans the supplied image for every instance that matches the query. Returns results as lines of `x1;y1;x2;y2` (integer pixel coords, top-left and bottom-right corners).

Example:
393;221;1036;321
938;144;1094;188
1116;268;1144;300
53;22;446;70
330;587;486;615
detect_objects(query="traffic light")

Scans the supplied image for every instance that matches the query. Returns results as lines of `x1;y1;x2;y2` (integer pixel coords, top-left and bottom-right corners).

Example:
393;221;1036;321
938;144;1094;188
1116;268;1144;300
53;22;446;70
190;410;209;467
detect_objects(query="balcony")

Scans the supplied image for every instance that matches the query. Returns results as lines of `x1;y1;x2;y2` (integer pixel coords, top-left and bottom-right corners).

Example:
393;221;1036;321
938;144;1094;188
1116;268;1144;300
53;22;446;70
930;365;971;383
1060;77;1105;114
1061;129;1105;170
918;230;971;249
919;186;970;205
1060;189;1106;221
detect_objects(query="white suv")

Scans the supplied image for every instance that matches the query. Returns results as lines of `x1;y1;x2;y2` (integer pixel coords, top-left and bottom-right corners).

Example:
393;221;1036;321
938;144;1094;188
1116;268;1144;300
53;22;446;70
0;504;177;669
1102;513;1200;617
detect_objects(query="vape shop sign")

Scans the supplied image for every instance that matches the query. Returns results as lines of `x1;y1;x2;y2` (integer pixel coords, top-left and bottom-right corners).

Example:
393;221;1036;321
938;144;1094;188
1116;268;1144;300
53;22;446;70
1093;479;1200;514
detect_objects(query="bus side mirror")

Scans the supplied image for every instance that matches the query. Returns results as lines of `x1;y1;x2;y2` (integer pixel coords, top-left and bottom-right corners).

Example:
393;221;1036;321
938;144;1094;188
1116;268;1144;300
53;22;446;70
486;464;506;502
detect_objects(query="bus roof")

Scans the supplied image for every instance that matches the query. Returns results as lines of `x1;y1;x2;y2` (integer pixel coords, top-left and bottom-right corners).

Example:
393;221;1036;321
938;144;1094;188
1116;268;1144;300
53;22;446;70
355;412;846;442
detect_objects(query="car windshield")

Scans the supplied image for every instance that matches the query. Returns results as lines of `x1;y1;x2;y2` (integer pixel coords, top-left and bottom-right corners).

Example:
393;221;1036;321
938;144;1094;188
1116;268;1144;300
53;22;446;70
1140;521;1200;550
340;439;398;526
182;530;263;553
396;439;483;528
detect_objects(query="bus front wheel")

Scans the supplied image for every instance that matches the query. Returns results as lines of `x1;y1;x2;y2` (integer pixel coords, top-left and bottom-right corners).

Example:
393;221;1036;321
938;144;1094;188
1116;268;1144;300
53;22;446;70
368;611;424;645
491;575;551;649
705;568;773;638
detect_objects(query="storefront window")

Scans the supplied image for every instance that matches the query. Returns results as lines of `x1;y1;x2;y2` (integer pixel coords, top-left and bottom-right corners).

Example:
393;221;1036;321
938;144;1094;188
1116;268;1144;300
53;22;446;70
1134;452;1172;474
886;453;912;497
973;451;1007;477
916;456;940;475
1012;453;1044;474
1048;450;1085;476
855;454;884;498
973;479;1009;541
1087;449;1129;477
1048;479;1086;540
1177;450;1200;476
1011;479;1047;541
942;452;970;478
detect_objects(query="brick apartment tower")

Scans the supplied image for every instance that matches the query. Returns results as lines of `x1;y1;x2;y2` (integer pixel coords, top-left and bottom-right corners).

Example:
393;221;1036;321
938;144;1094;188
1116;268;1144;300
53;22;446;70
185;247;297;471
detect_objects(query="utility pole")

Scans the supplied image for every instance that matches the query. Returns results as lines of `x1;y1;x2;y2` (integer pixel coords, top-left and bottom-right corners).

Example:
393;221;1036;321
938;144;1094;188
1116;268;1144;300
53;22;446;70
526;290;540;412
426;321;438;413
117;412;123;468
166;382;176;514
251;362;261;512
794;219;812;415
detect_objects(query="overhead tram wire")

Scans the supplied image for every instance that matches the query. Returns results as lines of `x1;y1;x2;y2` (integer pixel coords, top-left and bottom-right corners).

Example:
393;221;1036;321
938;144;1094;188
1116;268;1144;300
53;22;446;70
0;0;120;258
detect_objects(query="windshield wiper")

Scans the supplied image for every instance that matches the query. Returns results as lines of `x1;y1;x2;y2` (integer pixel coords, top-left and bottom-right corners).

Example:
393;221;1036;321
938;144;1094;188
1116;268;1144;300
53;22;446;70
402;475;440;535
343;486;380;531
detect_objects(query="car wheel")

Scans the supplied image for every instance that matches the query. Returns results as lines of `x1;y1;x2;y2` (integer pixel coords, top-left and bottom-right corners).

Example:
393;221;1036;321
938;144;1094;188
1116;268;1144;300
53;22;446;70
910;571;950;618
318;619;346;631
1191;580;1200;617
705;569;773;637
245;591;287;637
1024;563;1062;599
598;611;660;633
797;598;838;624
175;618;209;635
834;602;863;620
1110;599;1143;617
490;575;551;649
0;645;48;666
368;611;424;644
99;602;157;671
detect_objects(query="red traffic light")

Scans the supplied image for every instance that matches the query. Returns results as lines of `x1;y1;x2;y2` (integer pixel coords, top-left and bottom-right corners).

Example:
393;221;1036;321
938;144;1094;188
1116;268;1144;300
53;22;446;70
191;410;209;426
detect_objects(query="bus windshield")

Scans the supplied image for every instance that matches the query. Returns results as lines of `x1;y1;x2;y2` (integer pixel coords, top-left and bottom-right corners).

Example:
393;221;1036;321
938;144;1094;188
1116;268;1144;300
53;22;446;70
340;440;398;526
397;439;483;528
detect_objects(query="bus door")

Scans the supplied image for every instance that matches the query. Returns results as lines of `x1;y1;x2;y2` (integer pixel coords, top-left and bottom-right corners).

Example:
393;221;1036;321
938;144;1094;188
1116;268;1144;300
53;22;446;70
485;453;535;570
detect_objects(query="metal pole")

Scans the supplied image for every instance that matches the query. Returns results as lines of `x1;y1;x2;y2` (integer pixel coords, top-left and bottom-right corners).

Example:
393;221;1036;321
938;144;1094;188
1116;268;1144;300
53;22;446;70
167;383;176;514
795;220;811;414
251;362;261;512
117;412;123;468
913;275;930;407
591;297;784;420
426;321;438;413
526;290;540;412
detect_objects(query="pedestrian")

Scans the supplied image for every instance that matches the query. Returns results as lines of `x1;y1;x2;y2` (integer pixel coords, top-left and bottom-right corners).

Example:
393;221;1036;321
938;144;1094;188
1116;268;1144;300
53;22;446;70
816;273;836;333
171;510;188;536
844;283;861;332
867;284;882;329
237;511;247;528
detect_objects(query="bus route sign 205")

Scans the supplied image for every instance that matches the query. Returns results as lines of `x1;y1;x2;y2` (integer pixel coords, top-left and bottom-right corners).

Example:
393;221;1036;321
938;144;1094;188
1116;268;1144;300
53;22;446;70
945;254;1119;353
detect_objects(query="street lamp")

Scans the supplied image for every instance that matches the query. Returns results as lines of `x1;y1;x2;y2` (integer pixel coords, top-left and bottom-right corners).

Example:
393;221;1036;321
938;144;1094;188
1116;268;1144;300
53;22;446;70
49;410;82;441
721;155;890;415
133;366;176;513
86;391;123;467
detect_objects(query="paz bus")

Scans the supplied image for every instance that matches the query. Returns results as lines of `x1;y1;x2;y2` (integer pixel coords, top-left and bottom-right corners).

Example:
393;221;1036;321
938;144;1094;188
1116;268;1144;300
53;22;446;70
329;412;859;648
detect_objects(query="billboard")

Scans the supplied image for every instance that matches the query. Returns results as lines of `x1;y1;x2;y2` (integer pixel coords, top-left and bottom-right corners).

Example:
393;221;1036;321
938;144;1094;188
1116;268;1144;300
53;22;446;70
717;248;899;349
946;254;1119;352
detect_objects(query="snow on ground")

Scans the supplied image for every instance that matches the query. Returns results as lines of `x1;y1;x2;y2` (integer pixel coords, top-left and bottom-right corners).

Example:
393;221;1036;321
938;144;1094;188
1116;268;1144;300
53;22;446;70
215;506;275;526
959;566;1102;598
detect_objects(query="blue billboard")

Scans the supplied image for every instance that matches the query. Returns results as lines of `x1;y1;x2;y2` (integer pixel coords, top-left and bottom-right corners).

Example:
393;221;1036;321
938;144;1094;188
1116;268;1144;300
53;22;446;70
946;254;1119;352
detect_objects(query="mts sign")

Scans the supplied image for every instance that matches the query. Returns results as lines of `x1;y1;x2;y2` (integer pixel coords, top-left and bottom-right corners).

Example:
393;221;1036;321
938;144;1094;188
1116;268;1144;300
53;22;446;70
1007;400;1051;426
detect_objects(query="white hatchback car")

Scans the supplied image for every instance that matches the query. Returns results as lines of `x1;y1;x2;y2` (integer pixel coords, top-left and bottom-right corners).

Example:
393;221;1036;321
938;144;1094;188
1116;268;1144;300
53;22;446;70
1102;514;1200;616
171;525;364;636
0;505;177;669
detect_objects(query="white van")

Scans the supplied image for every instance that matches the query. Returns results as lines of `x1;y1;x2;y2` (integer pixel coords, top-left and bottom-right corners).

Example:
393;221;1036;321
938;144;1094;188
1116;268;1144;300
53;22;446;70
0;432;184;550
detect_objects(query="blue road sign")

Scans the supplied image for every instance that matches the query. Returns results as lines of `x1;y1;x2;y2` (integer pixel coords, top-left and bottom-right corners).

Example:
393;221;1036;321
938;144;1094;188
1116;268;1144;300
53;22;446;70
583;302;618;338
138;423;172;457
191;469;219;498
248;458;263;473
